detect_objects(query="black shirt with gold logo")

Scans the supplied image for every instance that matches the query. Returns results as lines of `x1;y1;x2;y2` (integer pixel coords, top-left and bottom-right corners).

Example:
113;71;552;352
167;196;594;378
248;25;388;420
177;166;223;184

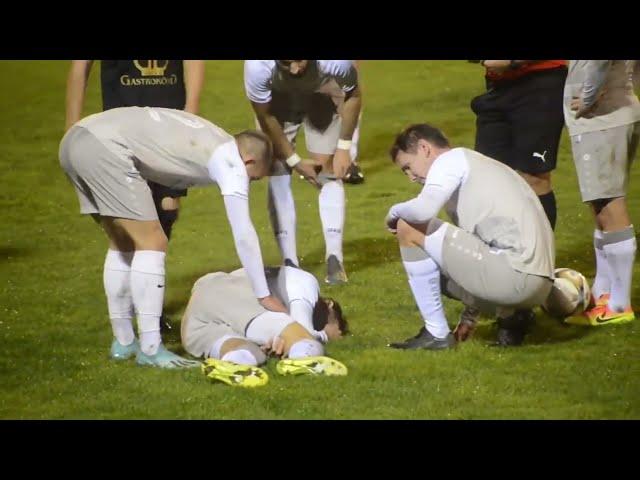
100;60;186;111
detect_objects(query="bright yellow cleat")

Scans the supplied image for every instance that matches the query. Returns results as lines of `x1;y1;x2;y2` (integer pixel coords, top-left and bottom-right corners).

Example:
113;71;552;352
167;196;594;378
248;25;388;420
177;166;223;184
201;358;269;388
277;356;348;377
566;304;635;326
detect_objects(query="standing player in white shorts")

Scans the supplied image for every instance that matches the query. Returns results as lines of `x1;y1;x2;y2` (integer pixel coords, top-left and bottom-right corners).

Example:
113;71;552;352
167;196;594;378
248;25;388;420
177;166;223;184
181;266;348;387
385;123;555;348
244;60;362;284
59;106;286;368
563;60;639;325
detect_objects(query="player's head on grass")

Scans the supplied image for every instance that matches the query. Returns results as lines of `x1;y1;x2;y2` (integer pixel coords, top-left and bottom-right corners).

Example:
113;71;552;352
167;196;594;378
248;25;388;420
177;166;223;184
276;60;309;77
389;123;451;184
234;130;274;180
313;297;348;339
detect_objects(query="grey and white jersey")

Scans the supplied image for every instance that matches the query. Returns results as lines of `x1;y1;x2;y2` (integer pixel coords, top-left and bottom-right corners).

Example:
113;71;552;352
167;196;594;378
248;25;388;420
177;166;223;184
389;148;555;278
564;60;640;135
75;106;243;192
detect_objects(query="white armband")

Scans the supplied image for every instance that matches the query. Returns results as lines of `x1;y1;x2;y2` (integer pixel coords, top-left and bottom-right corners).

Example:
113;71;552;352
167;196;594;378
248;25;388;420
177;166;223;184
336;139;352;151
286;153;301;168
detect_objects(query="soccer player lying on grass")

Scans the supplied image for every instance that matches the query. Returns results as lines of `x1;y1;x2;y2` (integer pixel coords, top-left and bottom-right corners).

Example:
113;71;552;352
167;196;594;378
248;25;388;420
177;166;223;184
181;266;348;387
385;123;556;348
59;106;287;369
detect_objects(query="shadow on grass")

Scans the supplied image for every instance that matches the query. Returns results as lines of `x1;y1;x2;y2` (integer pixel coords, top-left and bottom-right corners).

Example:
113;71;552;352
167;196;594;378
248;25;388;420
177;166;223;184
471;311;593;346
301;235;399;275
0;245;34;262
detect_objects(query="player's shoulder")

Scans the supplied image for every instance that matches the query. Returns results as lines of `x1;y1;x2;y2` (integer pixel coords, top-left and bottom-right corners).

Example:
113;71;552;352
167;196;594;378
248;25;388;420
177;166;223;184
244;60;276;78
317;60;355;76
434;147;469;169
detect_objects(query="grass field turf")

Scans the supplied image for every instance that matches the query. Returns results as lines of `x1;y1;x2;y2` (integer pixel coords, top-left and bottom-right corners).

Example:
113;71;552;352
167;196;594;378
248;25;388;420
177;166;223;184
0;60;638;419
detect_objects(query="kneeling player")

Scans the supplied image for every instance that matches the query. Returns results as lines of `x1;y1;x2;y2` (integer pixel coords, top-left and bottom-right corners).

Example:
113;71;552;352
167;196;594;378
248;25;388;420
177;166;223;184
386;123;555;348
181;266;348;387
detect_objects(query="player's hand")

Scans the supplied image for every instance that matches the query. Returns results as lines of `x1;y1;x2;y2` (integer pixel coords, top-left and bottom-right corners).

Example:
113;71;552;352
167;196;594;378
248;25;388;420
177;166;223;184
482;60;511;74
385;212;399;234
262;335;286;357
332;148;352;179
570;96;594;119
294;160;320;188
258;295;288;313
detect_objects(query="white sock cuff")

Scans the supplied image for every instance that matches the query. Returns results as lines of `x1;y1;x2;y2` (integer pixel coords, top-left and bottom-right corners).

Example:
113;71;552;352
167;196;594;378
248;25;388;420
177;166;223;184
222;349;258;366
288;339;324;359
210;334;246;359
423;222;448;267
131;250;166;275
269;174;292;191
320;179;345;198
105;250;134;271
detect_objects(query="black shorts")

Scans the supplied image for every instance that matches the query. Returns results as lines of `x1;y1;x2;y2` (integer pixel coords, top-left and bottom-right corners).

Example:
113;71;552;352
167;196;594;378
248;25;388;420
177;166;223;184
148;181;188;202
470;67;567;175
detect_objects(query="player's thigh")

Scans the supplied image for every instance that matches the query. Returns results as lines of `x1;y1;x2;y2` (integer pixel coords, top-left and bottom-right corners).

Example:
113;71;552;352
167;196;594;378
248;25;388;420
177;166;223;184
106;218;167;252
472;98;514;167
441;225;539;307
509;74;565;175
182;313;237;359
305;94;341;161
570;124;636;202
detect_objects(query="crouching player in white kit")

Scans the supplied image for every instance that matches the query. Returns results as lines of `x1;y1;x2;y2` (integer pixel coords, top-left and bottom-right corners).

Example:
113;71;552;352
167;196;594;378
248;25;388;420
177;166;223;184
59;106;286;368
181;266;348;387
385;124;555;348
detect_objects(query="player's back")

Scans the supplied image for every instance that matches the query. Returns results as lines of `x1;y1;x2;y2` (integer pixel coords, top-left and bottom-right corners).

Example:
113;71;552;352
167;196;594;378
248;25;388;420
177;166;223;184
76;107;234;189
454;148;555;278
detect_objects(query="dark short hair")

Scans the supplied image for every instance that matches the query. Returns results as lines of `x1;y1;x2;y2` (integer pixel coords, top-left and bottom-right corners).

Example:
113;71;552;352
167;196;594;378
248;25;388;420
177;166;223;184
389;123;450;162
235;130;273;169
312;297;348;335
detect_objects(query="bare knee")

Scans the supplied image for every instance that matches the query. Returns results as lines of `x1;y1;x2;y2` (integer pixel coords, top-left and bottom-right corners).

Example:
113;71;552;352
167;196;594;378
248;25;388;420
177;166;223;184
397;219;427;247
519;171;551;195
160;197;180;212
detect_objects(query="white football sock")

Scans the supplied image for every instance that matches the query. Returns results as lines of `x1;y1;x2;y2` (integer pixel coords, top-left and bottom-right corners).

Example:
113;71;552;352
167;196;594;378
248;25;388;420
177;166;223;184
602;226;636;312
268;175;298;265
222;349;258;366
319;179;345;262
401;246;450;338
103;250;135;346
592;229;611;299
288;339;324;359
130;250;166;355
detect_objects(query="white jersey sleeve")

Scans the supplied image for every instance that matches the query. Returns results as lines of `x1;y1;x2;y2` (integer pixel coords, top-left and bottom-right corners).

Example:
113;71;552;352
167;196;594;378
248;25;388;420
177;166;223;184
244;60;276;104
207;141;250;199
280;267;328;342
318;60;358;93
388;148;468;224
282;266;320;305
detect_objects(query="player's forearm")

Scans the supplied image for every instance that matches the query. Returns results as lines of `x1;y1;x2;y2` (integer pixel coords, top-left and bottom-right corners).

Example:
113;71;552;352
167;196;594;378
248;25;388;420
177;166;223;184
65;60;93;131
390;197;437;225
581;60;611;108
390;186;449;225
339;86;362;141
222;195;270;298
255;111;295;160
183;60;205;114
